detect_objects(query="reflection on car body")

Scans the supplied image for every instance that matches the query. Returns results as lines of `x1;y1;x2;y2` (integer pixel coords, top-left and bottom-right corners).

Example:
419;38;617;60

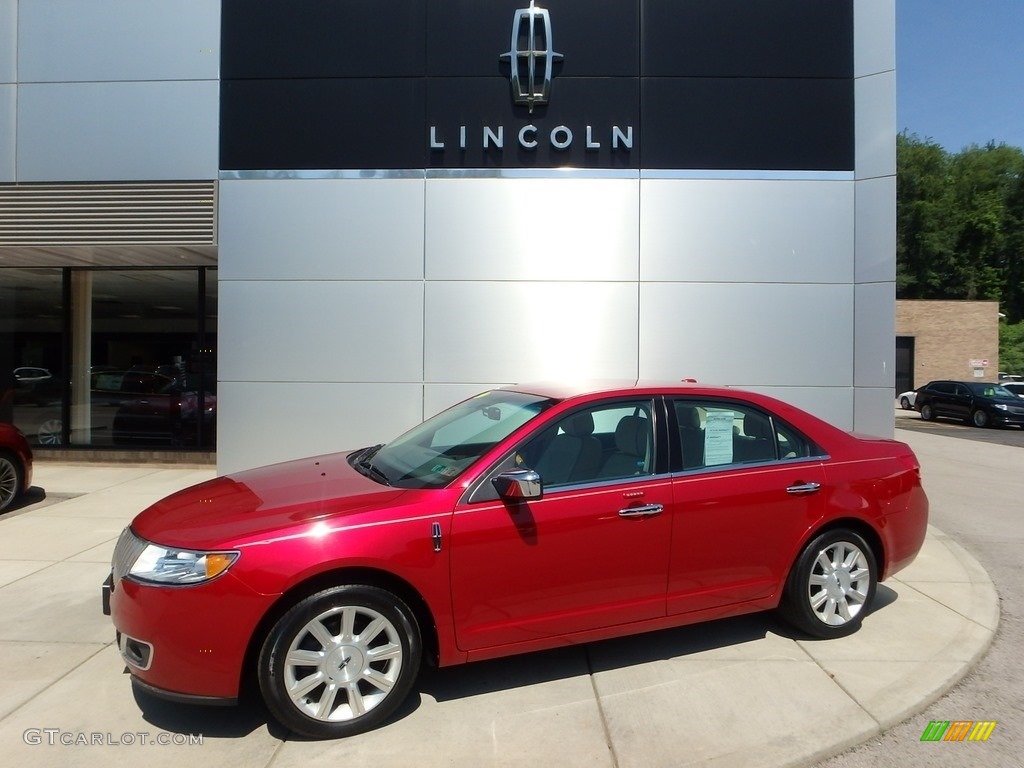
104;381;929;739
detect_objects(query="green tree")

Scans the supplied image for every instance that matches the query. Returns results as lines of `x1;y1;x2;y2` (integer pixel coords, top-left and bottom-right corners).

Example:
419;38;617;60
999;321;1024;374
896;134;957;297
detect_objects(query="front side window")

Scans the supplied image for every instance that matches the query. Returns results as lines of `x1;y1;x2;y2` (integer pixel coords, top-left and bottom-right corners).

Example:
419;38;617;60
517;400;655;488
367;390;554;489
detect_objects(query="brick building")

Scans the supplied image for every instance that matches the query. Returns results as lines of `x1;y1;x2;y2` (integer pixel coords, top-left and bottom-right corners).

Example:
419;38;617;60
895;300;1000;392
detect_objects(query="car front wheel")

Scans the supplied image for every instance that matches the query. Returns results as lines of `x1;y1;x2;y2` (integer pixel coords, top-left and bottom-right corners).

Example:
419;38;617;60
258;585;422;739
0;454;22;512
971;409;990;428
900;396;912;410
779;529;877;639
919;403;934;421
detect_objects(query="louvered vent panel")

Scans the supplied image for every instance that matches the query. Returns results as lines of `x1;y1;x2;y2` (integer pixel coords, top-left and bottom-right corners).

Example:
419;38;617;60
0;182;216;245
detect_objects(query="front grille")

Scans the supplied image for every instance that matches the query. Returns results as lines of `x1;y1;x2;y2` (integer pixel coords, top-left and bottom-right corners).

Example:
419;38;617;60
112;527;148;582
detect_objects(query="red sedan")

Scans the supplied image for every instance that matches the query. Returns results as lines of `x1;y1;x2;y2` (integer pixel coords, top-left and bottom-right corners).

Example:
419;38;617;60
104;382;928;738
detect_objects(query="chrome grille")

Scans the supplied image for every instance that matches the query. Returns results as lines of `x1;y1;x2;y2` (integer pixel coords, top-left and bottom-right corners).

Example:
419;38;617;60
111;527;148;582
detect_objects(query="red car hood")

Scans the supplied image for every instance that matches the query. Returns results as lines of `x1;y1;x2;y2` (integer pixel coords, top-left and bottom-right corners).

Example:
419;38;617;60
131;451;412;549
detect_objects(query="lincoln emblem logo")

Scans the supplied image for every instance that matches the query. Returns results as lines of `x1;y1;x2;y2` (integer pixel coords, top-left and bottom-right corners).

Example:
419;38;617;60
499;1;562;113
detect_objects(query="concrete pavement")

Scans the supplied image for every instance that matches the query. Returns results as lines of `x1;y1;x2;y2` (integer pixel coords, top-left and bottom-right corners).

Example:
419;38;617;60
0;454;998;768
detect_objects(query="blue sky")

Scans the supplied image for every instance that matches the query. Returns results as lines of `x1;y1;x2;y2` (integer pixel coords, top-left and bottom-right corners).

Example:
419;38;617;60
897;0;1024;152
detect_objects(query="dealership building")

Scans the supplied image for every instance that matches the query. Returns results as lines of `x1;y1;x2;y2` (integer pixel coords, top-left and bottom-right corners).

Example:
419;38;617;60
1;1;896;473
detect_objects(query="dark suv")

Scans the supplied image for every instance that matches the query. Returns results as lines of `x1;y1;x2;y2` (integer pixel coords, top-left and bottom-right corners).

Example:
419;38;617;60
914;380;1024;428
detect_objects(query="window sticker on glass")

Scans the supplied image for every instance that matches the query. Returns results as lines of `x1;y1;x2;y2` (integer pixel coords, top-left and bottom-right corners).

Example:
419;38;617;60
704;410;735;466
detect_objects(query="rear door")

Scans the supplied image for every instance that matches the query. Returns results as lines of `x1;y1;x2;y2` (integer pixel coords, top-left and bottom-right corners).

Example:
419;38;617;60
666;399;827;614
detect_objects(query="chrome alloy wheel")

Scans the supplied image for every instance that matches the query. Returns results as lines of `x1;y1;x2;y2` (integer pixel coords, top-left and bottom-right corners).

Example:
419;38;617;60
283;604;404;723
0;455;19;511
806;540;871;626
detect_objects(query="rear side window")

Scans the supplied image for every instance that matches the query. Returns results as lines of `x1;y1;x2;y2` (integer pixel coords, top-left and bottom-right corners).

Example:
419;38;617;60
673;400;818;471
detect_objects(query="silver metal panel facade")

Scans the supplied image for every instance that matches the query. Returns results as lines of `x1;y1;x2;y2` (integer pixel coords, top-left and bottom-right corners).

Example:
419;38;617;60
219;280;424;384
855;71;897;182
638;282;854;386
17;81;218;181
18;0;219;82
0;84;13;181
217;382;424;473
0;0;15;83
854;0;895;79
424;279;639;383
855;176;896;284
218;179;425;281
425;178;639;281
854;282;896;388
640;180;854;284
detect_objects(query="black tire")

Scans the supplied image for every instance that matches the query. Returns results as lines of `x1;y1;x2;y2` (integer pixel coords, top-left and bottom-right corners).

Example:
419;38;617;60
779;529;877;639
0;453;22;513
971;409;990;428
900;396;912;410
919;403;934;421
258;585;422;739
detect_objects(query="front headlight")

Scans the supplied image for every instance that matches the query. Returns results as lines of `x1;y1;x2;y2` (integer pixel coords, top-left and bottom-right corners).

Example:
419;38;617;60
129;544;239;585
994;404;1009;411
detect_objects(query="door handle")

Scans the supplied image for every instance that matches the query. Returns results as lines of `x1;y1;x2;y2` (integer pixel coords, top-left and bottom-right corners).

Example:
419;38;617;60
786;482;821;495
618;503;664;518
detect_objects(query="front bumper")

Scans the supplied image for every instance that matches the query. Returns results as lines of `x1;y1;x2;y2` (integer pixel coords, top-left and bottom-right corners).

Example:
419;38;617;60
104;568;275;701
990;411;1024;427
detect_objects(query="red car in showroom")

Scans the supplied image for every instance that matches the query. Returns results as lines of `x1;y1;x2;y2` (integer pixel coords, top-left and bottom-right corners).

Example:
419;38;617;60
104;381;928;739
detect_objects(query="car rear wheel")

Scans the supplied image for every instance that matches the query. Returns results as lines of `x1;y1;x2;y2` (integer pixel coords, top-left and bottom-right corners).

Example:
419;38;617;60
900;396;912;410
779;529;877;639
258;585;421;739
971;409;989;428
919;403;934;421
0;453;22;512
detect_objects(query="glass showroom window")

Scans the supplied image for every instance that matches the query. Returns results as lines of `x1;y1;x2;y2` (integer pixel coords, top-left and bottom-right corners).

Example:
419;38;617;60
1;267;216;450
0;268;65;445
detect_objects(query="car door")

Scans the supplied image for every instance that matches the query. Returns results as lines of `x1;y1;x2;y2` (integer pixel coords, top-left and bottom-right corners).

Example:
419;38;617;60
449;399;672;652
666;400;827;615
930;381;960;419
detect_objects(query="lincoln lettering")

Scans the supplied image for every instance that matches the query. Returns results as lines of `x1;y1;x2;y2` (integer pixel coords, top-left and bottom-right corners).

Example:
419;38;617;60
429;124;634;151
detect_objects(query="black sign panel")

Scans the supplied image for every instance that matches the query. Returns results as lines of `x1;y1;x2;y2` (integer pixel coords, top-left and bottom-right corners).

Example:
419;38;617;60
220;0;854;171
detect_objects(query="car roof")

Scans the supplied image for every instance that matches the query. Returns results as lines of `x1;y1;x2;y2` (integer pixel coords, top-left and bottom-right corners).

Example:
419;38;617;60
499;379;730;401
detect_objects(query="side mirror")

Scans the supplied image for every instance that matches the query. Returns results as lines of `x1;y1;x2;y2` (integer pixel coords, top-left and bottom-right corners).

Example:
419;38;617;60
491;469;542;501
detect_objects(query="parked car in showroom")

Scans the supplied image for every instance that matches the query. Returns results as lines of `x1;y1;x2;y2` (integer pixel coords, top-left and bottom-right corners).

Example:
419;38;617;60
113;373;216;447
0;423;33;512
897;390;917;410
914;380;1024;428
104;381;929;739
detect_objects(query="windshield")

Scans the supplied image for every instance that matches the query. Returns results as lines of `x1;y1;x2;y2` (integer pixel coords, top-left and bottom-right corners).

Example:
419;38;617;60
359;390;554;489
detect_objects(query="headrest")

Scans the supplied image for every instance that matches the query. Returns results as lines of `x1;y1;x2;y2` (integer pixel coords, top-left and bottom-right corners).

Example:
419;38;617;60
678;406;701;429
564;411;595;437
744;413;771;439
614;415;648;456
